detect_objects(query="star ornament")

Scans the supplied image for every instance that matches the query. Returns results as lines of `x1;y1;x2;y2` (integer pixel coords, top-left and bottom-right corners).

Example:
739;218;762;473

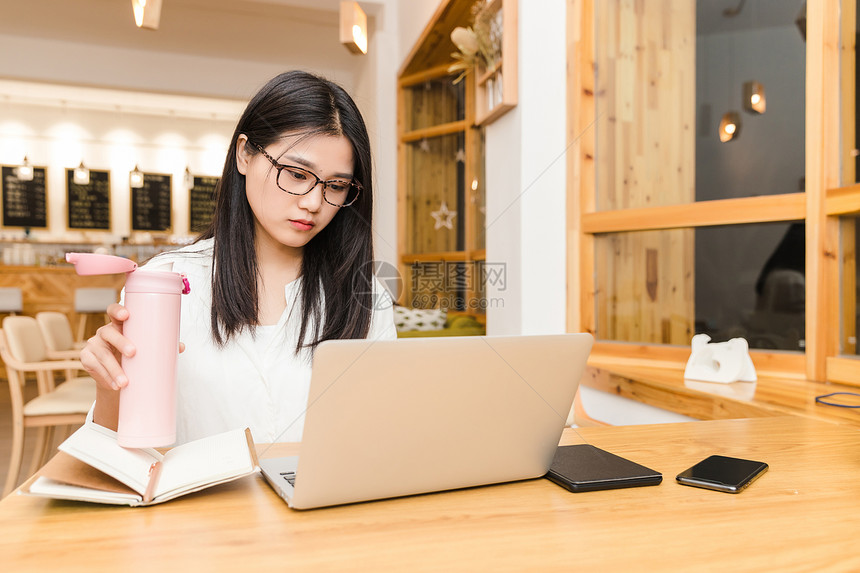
430;200;457;230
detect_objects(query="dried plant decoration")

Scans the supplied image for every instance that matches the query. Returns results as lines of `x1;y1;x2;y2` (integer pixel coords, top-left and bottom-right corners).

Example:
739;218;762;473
448;1;503;84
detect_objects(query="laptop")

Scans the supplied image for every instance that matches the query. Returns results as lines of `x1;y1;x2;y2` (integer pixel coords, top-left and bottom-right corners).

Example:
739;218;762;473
260;333;594;509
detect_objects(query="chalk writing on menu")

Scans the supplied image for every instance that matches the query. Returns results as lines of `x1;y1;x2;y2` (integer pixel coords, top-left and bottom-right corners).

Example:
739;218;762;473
132;173;172;231
67;169;110;230
1;165;48;228
189;176;218;233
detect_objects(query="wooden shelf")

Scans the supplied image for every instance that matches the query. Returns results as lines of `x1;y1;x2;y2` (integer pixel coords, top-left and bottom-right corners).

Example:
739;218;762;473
401;250;486;264
397;0;487;314
474;0;518;126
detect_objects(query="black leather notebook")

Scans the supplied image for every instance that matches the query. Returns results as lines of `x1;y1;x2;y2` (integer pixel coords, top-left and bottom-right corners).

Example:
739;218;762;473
545;444;663;492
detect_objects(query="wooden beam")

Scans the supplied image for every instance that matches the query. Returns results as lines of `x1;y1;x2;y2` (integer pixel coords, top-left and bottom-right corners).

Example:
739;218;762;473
400;250;486;264
396;64;409;305
590;341;807;379
826;183;860;215
568;0;595;335
826;356;860;388
400;120;468;143
582;194;806;234
398;64;455;88
805;0;842;381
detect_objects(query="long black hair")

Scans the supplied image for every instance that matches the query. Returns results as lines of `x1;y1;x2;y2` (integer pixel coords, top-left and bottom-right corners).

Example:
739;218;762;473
199;71;374;352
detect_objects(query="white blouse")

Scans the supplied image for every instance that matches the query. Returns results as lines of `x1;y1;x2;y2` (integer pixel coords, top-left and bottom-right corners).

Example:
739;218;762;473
130;238;397;445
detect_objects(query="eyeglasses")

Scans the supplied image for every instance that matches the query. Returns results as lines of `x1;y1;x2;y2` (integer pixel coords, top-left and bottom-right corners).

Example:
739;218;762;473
251;143;361;207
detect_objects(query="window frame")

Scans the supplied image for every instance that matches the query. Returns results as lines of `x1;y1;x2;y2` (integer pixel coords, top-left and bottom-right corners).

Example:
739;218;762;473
566;0;852;384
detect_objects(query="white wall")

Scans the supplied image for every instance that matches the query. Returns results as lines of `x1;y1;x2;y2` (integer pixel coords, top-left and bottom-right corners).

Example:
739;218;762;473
0;90;239;242
397;0;446;64
486;0;567;335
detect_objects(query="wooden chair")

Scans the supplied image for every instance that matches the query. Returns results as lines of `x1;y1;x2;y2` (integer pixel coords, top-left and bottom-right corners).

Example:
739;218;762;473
0;287;22;316
36;311;85;357
74;288;118;342
36;311;87;382
1;316;96;497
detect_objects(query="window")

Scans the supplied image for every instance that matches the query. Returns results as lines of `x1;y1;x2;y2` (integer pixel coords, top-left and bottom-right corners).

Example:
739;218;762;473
569;0;846;382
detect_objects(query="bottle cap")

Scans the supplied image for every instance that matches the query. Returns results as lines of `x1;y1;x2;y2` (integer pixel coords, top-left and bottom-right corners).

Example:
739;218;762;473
66;252;190;295
66;252;138;275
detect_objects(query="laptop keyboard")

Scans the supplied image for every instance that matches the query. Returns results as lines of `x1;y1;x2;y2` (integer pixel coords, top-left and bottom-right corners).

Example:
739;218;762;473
279;471;296;486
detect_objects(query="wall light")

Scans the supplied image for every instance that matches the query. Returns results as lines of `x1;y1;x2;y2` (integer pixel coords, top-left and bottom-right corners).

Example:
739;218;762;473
129;165;145;188
743;81;766;114
719;112;741;143
131;0;162;30
183;166;194;190
73;161;90;185
340;1;368;55
16;156;34;182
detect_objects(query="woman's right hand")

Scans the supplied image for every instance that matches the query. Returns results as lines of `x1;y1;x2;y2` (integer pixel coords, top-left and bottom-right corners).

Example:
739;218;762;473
79;302;136;392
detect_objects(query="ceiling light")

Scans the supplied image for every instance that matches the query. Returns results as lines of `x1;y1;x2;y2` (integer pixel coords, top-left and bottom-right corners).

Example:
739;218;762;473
340;1;368;55
131;0;162;30
129;165;145;188
16;156;34;182
73;161;90;185
719;112;741;143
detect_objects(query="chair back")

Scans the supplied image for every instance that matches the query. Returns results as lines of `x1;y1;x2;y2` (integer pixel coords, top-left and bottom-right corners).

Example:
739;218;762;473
74;288;118;313
36;312;77;353
1;316;48;363
0;287;23;313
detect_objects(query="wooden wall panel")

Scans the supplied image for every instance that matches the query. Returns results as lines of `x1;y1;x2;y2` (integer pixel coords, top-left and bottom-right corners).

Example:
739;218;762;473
403;79;463;132
0;266;125;339
405;134;462;254
591;0;696;344
595;0;695;211
596;228;693;345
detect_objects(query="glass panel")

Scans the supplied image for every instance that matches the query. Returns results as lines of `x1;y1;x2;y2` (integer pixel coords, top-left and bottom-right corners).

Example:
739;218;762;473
407;261;486;312
595;221;806;352
594;0;806;209
841;215;859;354
405;133;465;254
403;77;465;132
471;129;486;251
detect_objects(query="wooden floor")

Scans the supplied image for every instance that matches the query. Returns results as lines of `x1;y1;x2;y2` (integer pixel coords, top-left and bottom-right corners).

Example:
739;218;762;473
0;376;70;497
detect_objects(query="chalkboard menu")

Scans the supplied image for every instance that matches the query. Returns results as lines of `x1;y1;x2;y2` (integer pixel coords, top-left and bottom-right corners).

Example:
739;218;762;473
189;176;218;233
1;165;48;228
67;168;110;230
132;173;172;232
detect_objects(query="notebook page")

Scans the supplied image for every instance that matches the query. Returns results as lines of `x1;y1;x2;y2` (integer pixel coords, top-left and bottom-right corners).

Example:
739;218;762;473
27;477;142;506
59;424;163;495
155;427;255;499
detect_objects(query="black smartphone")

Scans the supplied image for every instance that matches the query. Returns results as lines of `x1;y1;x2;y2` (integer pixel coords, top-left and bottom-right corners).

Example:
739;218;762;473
676;455;768;493
545;444;662;492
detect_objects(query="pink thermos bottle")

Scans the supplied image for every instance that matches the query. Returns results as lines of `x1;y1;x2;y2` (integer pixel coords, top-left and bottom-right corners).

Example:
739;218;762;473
66;252;190;448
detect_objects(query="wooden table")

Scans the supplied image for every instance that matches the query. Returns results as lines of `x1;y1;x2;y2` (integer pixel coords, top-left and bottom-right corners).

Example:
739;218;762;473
1;417;859;571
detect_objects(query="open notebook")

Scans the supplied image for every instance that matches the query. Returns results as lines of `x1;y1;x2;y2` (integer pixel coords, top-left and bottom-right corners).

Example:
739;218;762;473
260;333;594;509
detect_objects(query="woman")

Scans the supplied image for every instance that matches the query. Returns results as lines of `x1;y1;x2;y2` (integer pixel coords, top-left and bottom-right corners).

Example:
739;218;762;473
80;71;397;444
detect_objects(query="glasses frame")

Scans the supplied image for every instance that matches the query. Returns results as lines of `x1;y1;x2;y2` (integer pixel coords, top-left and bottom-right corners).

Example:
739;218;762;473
251;142;362;207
